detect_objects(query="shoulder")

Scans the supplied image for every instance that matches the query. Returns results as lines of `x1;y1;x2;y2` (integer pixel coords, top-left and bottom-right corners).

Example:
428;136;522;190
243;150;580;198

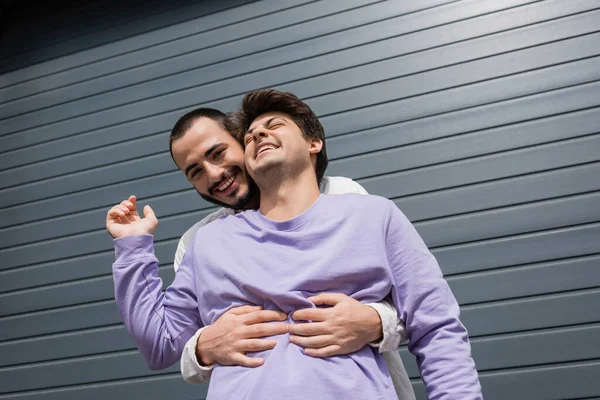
320;176;368;195
180;207;235;247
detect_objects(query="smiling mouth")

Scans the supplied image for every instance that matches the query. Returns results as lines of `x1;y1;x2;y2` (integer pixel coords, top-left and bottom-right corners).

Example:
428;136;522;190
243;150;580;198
256;144;278;158
213;171;239;196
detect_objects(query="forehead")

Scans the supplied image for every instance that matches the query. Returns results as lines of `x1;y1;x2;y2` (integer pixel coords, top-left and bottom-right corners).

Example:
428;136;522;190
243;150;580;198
171;117;237;163
248;112;292;131
175;117;233;148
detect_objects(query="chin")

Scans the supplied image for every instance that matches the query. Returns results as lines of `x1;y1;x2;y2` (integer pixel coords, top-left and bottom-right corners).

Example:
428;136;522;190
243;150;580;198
251;159;283;176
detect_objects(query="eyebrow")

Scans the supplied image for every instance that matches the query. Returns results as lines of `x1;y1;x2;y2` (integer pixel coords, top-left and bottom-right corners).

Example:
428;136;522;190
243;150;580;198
184;143;225;177
245;117;285;136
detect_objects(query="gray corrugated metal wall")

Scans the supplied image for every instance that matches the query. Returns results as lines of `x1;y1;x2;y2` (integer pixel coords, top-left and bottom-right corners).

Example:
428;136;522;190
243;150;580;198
1;0;599;398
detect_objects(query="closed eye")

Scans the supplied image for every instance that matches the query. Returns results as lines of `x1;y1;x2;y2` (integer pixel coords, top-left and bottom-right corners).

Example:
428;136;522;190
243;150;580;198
213;149;224;159
190;168;202;179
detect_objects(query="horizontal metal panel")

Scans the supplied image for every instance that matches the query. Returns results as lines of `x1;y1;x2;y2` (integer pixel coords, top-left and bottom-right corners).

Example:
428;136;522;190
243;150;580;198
0;0;452;122
416;191;600;247
461;288;600;337
2;135;598;270
0;208;212;271
434;222;600;275
0;171;190;229
401;323;600;377
362;133;600;202
0;239;178;294
0;373;204;400
0;0;171;60
0;325;133;367
0;0;416;115
0;0;259;76
412;360;600;400
320;57;600;138
308;32;600;118
0;0;315;90
396;162;600;223
330;105;600;181
0;350;179;394
0;189;215;251
0;300;121;341
448;254;600;305
3;2;596;138
0;265;175;317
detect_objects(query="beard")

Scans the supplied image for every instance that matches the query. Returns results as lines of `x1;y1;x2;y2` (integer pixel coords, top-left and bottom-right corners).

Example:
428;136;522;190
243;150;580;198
199;169;258;210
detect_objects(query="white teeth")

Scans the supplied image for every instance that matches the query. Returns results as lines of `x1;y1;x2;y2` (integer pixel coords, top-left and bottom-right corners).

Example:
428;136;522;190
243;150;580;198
258;144;276;155
216;175;235;191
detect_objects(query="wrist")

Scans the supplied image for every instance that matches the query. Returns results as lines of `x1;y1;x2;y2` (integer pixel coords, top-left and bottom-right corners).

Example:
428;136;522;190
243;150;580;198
364;304;383;343
195;330;216;366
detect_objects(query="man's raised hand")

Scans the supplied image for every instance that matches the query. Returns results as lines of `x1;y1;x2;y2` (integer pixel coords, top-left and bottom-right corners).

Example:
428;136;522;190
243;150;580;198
106;195;158;238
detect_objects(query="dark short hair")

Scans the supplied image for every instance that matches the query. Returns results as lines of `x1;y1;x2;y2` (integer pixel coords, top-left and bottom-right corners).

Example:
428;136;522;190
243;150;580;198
235;89;328;185
169;107;237;162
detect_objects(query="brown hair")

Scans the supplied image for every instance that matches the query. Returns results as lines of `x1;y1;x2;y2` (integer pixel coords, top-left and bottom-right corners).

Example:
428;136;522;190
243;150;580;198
169;107;237;162
236;89;328;185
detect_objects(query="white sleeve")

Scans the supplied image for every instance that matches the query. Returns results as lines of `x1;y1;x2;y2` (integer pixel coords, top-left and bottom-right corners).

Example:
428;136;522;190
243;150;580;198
174;208;231;273
180;327;214;384
174;236;187;273
366;298;408;352
322;176;368;195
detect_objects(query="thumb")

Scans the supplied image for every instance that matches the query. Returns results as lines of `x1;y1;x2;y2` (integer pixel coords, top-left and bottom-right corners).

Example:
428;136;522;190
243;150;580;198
143;204;155;218
143;205;159;226
308;293;350;306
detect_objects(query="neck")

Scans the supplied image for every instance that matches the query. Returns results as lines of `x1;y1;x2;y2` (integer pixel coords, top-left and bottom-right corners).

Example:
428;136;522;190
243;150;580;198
242;195;260;210
257;169;321;221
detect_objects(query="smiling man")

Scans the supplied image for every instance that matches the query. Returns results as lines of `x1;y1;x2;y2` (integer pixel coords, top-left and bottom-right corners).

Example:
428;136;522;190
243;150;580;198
108;107;414;398
107;89;481;398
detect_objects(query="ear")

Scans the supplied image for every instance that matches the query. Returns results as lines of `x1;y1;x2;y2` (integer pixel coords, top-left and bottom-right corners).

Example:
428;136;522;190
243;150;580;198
307;138;323;155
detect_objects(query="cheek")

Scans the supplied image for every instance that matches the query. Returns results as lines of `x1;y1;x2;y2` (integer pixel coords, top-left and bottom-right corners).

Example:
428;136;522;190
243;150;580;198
192;179;209;195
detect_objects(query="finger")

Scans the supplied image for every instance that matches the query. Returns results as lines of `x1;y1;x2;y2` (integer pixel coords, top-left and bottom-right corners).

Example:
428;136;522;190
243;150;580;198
292;307;329;322
129;195;136;204
237;339;278;353
226;305;263;315
121;200;135;210
108;206;126;218
289;334;333;349
287;322;328;337
243;310;287;325
304;345;342;358
245;322;289;338
230;353;265;368
308;293;352;306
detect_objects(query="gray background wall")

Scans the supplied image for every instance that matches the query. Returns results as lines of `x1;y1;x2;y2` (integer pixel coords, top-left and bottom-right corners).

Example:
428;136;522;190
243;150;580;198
0;0;599;398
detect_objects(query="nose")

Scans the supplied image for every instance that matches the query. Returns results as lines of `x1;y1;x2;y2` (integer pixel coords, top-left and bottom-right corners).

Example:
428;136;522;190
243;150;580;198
205;163;224;183
252;125;269;140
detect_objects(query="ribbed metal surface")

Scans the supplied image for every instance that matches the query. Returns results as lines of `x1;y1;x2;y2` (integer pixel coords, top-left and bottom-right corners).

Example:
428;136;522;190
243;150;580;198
1;1;599;398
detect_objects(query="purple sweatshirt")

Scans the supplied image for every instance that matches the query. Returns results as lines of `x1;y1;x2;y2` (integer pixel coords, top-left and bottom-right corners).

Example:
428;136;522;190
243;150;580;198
113;194;482;399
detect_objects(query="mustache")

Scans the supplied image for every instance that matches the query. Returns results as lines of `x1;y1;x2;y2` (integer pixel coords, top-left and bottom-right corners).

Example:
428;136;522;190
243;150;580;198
208;167;241;196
